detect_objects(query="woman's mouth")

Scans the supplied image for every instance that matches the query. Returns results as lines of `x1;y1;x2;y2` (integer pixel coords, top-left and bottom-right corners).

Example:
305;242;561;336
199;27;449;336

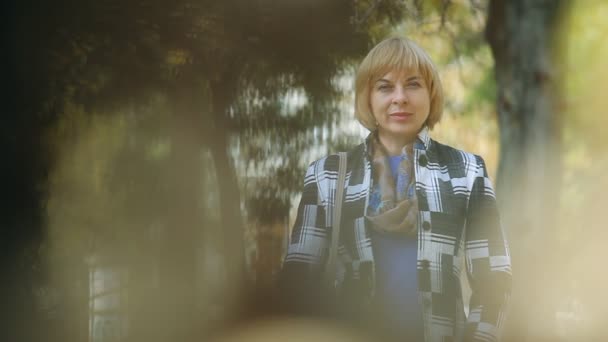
389;112;413;121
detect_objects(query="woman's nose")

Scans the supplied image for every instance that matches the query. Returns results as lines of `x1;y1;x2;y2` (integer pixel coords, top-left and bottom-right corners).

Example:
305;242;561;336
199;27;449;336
392;86;408;104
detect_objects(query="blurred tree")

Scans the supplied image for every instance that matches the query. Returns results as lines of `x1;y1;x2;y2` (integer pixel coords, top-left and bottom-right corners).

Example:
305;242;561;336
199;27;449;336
485;0;569;340
1;1;62;340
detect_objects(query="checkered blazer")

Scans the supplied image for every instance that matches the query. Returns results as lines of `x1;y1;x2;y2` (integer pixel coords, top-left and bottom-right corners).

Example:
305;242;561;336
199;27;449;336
282;127;511;342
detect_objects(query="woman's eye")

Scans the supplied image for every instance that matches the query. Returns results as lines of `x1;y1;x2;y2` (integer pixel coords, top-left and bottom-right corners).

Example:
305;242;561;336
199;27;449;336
407;81;421;88
378;84;392;91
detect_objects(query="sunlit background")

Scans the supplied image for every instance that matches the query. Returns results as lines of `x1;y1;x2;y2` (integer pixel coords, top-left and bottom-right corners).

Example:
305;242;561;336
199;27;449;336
4;0;608;341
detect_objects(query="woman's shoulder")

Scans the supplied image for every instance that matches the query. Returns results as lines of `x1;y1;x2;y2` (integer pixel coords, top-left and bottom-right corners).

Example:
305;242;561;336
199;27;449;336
307;141;367;173
429;139;486;169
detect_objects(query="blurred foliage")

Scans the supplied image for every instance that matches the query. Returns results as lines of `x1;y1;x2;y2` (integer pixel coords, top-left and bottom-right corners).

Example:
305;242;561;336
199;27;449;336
553;0;608;337
28;0;410;225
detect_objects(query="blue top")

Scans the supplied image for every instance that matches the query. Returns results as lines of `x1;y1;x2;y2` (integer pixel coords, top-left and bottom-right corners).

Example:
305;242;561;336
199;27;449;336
369;155;424;340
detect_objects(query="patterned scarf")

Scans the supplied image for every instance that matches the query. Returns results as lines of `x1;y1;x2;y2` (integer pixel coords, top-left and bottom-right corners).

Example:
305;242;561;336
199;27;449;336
366;132;418;236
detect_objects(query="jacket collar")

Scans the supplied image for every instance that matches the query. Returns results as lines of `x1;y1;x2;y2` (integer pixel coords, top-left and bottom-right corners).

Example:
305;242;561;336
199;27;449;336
416;126;431;151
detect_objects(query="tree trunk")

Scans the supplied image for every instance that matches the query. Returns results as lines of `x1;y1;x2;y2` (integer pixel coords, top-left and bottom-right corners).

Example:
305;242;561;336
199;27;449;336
485;1;567;340
208;78;248;315
150;87;205;342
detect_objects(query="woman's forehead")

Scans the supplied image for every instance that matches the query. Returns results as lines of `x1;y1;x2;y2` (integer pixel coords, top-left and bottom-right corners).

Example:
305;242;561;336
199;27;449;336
373;67;423;81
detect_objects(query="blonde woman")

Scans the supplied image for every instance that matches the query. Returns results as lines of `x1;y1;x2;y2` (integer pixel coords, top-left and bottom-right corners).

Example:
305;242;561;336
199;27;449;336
280;37;511;342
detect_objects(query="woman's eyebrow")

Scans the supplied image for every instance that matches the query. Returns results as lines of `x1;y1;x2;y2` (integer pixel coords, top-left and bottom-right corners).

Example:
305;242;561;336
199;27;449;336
375;78;392;84
375;75;421;84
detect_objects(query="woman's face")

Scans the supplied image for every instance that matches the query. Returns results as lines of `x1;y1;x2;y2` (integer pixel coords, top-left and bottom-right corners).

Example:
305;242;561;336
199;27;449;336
369;68;430;143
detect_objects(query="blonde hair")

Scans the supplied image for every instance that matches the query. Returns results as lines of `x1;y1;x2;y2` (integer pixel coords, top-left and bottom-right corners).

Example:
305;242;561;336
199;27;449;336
354;37;444;131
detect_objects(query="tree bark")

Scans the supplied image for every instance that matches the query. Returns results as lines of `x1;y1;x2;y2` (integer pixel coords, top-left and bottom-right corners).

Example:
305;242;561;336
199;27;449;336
486;1;567;341
208;76;248;314
148;86;205;342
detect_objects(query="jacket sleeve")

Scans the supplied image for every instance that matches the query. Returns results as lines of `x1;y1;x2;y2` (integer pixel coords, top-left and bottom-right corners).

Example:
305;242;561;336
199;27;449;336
464;155;512;342
276;160;331;310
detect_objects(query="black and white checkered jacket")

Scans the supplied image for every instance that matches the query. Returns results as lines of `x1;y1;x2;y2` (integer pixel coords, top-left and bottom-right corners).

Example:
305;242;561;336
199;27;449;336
282;127;511;342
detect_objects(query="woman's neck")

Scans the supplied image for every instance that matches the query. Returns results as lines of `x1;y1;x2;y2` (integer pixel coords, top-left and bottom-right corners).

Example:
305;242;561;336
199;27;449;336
377;131;416;156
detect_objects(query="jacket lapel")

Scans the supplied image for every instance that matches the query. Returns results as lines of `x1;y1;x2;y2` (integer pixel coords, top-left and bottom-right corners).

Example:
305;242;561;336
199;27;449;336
341;128;434;276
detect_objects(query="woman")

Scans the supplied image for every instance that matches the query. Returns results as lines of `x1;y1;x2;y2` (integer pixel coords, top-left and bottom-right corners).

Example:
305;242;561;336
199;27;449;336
280;37;511;342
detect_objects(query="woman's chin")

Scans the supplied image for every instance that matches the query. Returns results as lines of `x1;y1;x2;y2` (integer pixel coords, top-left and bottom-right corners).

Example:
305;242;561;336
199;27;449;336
381;125;420;138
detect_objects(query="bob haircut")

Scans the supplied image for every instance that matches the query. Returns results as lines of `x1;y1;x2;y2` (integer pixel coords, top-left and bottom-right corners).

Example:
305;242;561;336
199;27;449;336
355;37;444;131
